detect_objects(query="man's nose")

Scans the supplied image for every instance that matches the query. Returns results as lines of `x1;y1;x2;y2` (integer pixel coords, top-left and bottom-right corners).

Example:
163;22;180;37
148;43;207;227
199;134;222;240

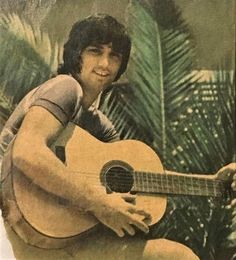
98;54;110;68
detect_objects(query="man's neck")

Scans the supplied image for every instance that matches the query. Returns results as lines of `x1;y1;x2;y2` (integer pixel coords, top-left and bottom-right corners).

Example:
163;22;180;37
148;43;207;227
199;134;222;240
81;90;101;109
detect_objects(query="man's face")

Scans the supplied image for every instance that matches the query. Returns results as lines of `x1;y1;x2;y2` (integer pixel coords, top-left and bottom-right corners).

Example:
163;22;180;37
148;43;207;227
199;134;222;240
78;43;122;95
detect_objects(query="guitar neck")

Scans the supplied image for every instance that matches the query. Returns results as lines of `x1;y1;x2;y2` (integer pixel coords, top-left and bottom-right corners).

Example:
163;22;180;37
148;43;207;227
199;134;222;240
132;171;226;198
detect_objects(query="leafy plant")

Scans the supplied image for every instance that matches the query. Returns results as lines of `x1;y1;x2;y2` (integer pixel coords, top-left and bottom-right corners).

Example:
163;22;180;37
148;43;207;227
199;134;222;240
101;1;235;259
0;13;62;118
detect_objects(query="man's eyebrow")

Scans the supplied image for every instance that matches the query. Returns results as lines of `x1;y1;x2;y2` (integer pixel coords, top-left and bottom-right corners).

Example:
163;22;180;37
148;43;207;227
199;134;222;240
86;44;122;55
87;44;103;48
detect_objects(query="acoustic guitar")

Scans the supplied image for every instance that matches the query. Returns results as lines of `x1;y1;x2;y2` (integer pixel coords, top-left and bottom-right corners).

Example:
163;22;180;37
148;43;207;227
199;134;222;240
1;123;232;249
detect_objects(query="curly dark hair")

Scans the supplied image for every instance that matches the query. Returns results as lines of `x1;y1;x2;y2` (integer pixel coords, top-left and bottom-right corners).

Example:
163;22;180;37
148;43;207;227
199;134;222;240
57;14;131;82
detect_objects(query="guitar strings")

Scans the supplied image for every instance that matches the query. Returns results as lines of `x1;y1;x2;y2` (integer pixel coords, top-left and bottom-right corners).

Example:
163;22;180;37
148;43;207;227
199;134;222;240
69;169;225;185
68;181;223;197
69;170;226;185
66;170;225;196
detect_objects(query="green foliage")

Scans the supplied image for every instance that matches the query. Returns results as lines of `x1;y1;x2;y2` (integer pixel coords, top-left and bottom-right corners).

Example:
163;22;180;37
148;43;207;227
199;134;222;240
102;0;197;163
0;13;62;116
101;1;235;259
168;70;235;173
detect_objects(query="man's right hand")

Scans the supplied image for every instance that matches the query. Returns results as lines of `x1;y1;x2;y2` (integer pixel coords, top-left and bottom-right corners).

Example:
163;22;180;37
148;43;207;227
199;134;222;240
90;193;151;237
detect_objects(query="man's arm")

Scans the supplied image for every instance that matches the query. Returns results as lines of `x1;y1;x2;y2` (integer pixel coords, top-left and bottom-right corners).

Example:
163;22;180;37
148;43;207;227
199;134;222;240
12;106;150;237
13;106;103;209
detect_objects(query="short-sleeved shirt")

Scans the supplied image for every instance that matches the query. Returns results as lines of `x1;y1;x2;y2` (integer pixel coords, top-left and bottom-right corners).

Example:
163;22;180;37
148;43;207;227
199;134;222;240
0;74;119;204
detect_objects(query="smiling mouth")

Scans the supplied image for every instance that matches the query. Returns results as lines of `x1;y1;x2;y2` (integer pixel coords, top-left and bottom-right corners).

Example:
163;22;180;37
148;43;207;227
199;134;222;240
94;71;110;77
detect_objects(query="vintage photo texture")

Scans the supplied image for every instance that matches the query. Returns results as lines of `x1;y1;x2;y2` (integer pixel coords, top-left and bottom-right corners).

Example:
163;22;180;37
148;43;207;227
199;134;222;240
0;0;235;259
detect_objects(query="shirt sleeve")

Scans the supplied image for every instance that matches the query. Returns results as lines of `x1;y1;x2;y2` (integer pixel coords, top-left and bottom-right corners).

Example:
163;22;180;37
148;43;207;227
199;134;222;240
30;75;83;126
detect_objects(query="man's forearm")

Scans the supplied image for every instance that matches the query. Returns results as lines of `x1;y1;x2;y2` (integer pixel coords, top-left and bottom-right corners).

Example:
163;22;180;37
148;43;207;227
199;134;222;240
12;139;107;213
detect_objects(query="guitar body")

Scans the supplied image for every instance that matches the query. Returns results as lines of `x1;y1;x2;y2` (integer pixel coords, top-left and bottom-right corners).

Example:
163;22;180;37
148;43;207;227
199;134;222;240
2;123;166;249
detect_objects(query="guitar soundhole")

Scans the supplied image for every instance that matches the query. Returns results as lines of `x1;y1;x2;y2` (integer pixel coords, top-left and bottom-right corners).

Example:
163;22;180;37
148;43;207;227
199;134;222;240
105;165;134;193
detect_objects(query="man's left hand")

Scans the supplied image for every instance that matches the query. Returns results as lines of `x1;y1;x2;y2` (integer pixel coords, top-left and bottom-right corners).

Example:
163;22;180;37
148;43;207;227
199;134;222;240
216;163;236;208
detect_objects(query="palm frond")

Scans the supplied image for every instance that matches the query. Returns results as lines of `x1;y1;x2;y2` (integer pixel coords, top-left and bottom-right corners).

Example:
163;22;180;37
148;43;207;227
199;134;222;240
0;13;61;71
0;13;62;105
101;1;197;163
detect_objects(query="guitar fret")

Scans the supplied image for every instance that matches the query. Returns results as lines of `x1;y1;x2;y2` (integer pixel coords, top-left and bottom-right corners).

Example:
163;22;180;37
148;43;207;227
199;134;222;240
160;173;163;193
146;172;150;193
192;178;200;195
191;177;201;196
132;172;138;191
150;172;154;192
147;172;152;193
143;171;147;192
184;176;188;195
164;174;169;194
205;178;209;196
213;180;217;197
142;172;145;191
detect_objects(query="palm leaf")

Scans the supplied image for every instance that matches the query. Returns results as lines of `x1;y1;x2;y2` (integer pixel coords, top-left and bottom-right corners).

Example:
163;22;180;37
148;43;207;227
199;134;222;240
101;0;197;164
0;13;62;108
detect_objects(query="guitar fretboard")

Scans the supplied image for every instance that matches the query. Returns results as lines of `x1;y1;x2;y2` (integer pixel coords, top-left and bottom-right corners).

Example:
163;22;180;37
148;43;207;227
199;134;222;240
132;172;226;197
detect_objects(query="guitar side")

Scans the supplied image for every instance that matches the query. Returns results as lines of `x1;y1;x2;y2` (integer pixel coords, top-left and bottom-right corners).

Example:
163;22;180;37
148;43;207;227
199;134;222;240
2;124;167;249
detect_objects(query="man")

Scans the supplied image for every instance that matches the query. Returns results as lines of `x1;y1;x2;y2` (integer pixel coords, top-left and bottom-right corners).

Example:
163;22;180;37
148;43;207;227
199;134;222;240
0;14;234;259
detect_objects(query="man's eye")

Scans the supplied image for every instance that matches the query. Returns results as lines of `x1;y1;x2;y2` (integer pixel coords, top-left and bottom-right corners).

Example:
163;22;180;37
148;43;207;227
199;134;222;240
111;52;122;60
88;48;101;54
